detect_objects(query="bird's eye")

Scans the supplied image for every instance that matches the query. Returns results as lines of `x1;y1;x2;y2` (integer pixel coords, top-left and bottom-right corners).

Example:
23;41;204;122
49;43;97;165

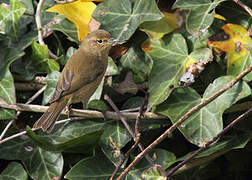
97;39;103;44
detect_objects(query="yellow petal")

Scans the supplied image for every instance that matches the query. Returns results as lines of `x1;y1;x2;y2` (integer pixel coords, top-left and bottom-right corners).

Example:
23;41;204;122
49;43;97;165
47;1;96;41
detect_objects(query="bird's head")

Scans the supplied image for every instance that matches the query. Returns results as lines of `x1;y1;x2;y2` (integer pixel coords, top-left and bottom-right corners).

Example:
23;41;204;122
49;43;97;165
81;30;116;54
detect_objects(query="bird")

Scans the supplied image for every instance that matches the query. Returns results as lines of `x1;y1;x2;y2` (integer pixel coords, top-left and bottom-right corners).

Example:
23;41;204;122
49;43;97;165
33;30;115;133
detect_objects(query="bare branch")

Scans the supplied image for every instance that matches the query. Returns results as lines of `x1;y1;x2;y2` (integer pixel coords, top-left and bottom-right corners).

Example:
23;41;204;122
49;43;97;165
117;66;252;179
35;0;58;59
166;106;252;178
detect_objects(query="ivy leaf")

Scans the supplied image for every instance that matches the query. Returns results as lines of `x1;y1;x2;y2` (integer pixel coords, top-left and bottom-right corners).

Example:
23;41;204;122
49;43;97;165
120;46;153;82
156;76;251;147
207;23;252;81
93;0;163;41
50;18;79;44
0;0;26;41
140;10;183;40
0;69;16;119
0;162;28;180
65;152;115;180
0;135;63;180
141;166;166;180
26;120;105;153
47;1;96;41
0;47;25;80
173;0;225;36
146;33;213;107
42;71;60;105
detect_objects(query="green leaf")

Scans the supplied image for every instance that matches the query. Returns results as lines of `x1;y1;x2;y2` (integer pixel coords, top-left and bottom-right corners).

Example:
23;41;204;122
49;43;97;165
173;0;224;36
0;162;28;180
26;120;104;153
148;33;213;107
120;46;153;82
100;122;131;167
42;71;60;105
89;78;104;102
65;152;115;180
0;47;25;80
23;148;63;180
156;76;251;146
0;69;16;119
141;166;166;180
107;57;119;76
93;0;163;42
88;99;110;111
51;18;79;44
0;0;26;41
0;135;63;180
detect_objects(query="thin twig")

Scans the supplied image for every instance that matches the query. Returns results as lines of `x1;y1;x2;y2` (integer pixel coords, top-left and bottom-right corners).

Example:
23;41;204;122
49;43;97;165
117;66;252;179
0;86;46;140
166;106;252;178
233;0;252;17
35;0;58;59
104;95;154;165
0;117;83;145
110;133;141;180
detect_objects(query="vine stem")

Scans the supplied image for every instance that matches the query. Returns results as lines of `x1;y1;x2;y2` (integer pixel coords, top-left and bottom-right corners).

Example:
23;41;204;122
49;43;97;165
35;0;58;59
117;66;252;179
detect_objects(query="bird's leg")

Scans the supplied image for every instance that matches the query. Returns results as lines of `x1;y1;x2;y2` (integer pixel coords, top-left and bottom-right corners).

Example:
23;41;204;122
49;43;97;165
82;101;87;110
66;104;73;118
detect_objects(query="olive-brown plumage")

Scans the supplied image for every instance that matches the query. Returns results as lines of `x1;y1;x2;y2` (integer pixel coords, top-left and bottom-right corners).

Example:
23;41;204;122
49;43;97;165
33;30;114;132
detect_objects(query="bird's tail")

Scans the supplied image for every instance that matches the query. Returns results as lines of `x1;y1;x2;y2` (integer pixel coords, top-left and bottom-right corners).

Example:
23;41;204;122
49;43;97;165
33;99;68;133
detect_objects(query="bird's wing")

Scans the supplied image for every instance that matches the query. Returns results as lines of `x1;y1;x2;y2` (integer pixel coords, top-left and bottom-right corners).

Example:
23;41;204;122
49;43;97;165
49;58;105;103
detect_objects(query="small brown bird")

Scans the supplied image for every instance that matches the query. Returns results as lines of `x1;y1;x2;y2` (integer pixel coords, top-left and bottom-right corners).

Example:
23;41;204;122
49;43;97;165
33;30;114;132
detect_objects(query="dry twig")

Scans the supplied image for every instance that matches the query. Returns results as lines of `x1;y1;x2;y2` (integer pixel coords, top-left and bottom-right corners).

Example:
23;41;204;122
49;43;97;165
117;66;252;179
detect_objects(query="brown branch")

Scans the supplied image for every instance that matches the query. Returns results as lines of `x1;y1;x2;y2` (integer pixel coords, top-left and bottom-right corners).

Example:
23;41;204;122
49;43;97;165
233;0;252;18
104;95;155;166
166;106;252;178
117;66;252;179
35;0;58;59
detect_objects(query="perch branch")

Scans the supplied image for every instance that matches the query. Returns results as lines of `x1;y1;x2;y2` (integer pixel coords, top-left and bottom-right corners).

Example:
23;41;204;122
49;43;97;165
0;102;165;121
166;106;252;178
117;66;252;179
